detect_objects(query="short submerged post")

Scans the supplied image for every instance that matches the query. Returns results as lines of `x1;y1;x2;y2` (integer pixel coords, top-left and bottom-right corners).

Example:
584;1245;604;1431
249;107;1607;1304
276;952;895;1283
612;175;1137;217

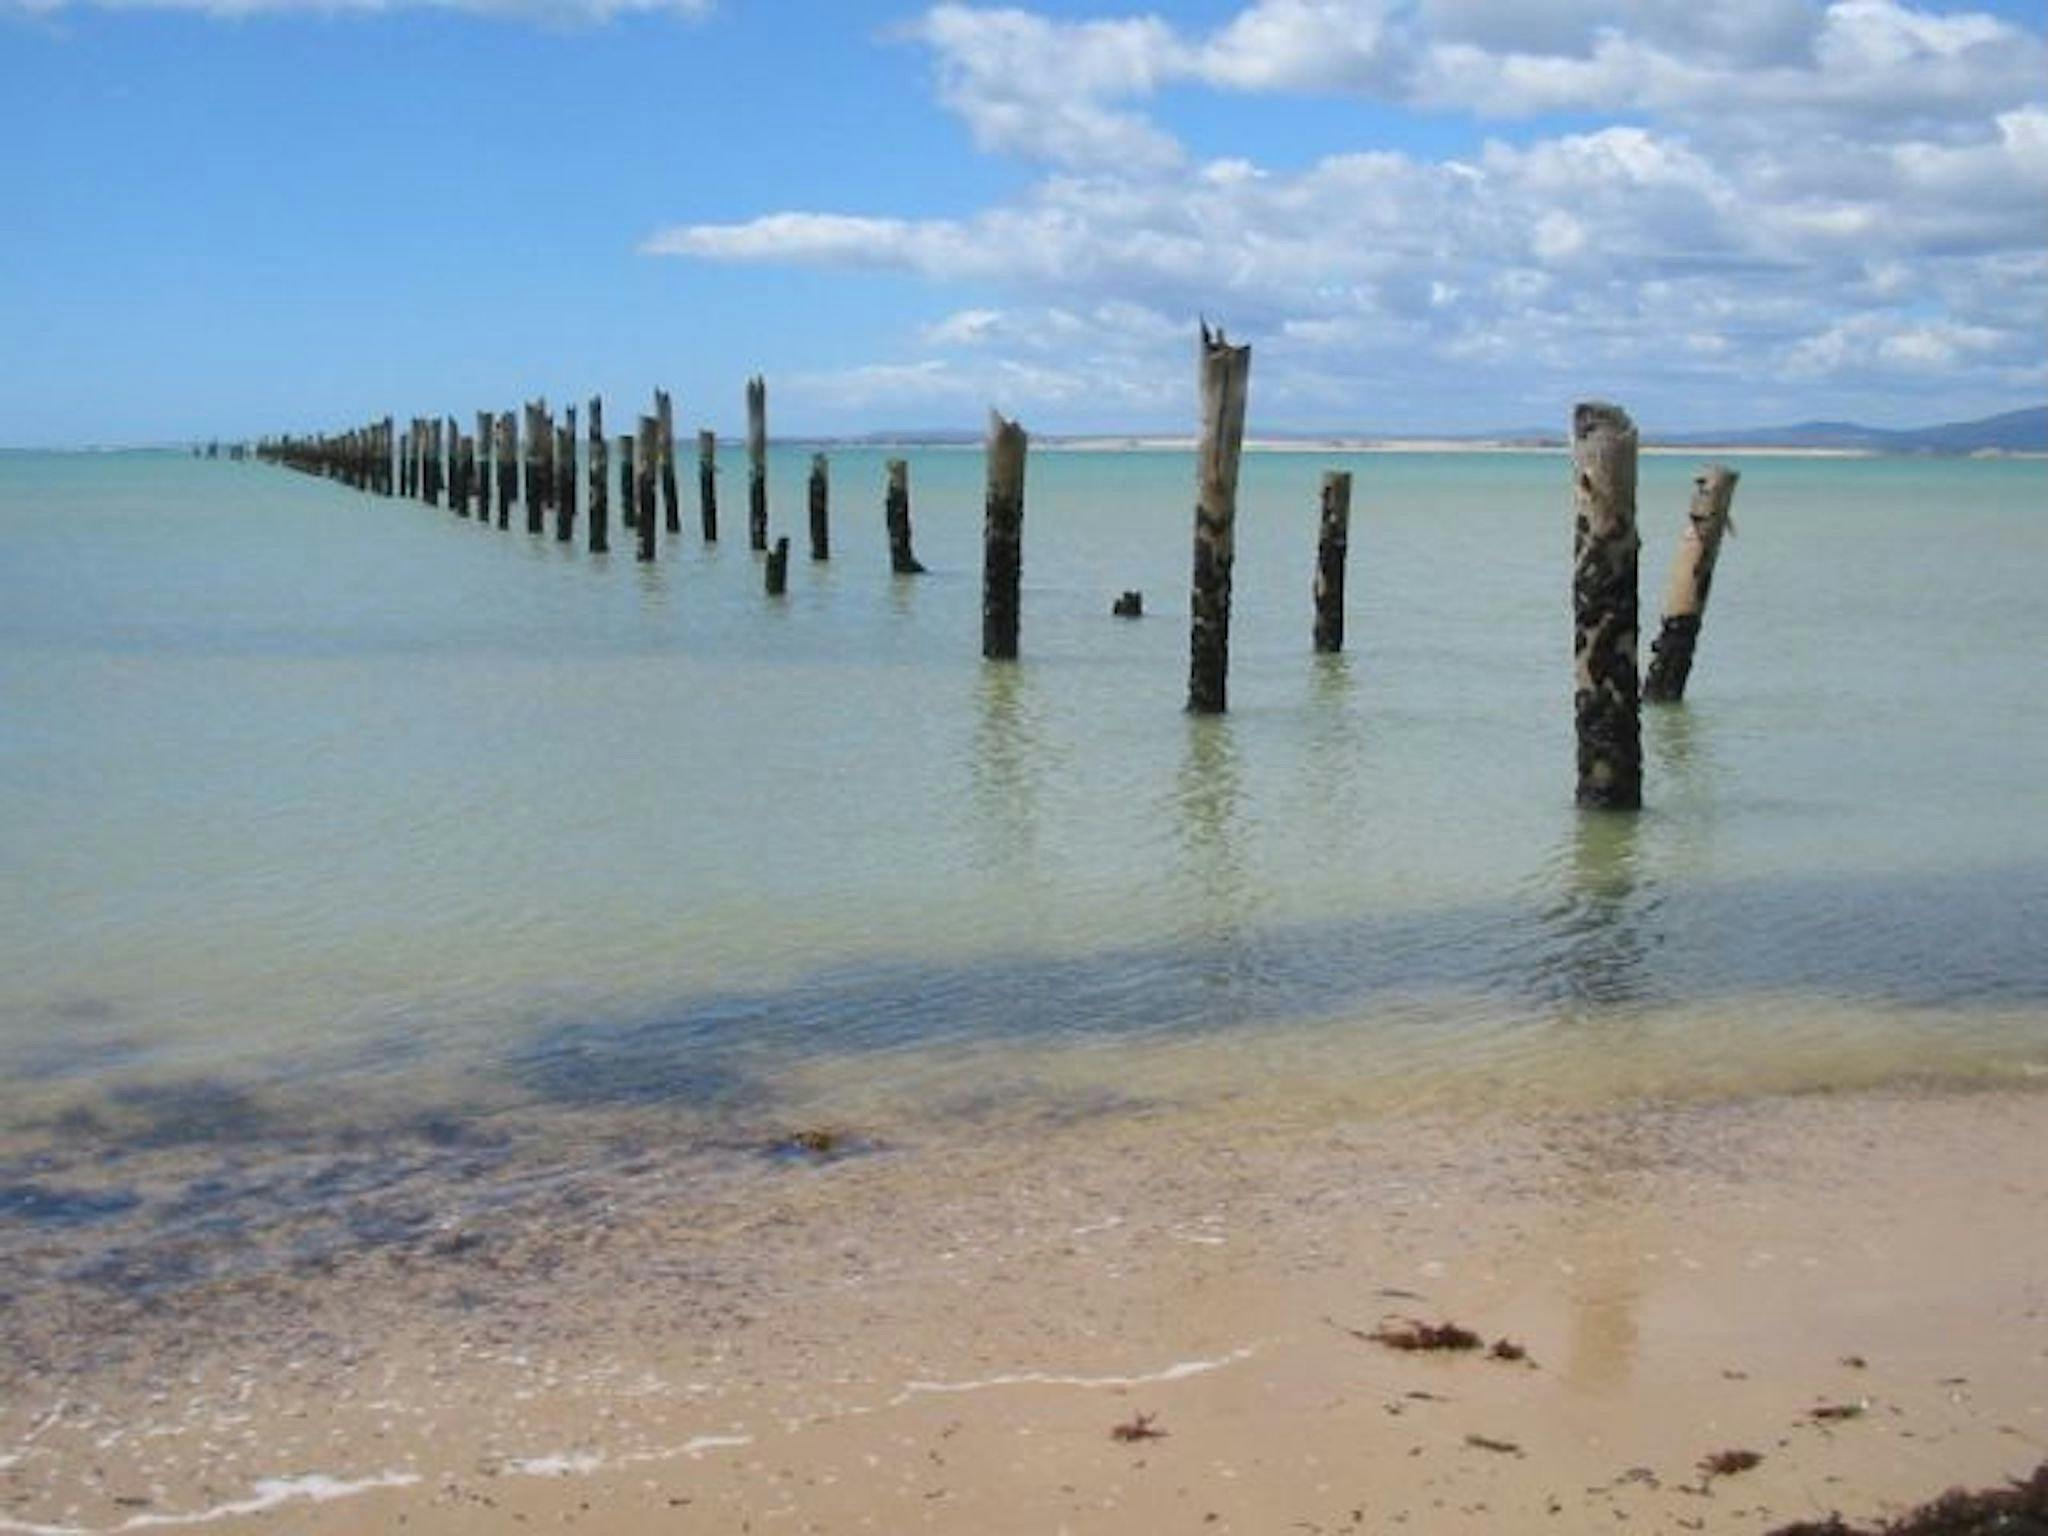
636;415;658;563
697;429;718;542
588;397;609;555
765;535;790;595
981;412;1028;660
1572;400;1642;810
1313;470;1351;654
885;458;925;574
808;453;830;560
746;375;768;551
657;390;681;536
1644;464;1739;704
1187;323;1251;714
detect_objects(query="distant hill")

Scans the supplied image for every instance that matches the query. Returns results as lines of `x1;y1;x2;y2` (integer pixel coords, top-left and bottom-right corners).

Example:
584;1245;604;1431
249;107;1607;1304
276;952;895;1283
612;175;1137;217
799;408;2047;455
1654;406;2046;455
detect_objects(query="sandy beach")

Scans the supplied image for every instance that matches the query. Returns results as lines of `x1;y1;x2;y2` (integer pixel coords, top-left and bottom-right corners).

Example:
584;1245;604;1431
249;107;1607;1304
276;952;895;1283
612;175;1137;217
4;1081;2043;1534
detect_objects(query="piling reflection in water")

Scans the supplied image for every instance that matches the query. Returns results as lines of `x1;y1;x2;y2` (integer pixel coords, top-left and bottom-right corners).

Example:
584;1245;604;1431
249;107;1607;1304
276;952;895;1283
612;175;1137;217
970;663;1043;876
1532;810;1655;1017
1171;715;1258;970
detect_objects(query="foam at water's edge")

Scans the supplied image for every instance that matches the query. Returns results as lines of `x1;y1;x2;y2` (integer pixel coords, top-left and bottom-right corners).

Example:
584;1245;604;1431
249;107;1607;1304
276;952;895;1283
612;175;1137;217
893;1345;1258;1403
0;1472;420;1535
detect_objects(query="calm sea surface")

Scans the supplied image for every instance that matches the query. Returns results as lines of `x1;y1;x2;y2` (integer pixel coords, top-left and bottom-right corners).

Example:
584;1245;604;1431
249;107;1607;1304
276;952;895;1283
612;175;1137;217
2;445;2046;1279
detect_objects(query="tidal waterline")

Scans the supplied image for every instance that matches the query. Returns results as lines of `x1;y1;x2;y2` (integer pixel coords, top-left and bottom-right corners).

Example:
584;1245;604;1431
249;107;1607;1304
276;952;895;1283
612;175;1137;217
3;447;2045;1208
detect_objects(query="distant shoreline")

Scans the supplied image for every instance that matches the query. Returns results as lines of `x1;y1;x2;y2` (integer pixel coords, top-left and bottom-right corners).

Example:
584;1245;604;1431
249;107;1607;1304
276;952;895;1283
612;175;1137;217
8;439;2044;461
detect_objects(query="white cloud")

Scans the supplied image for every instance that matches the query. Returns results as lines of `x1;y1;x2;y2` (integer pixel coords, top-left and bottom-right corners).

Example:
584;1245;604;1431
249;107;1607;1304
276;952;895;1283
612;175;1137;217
648;0;2046;426
907;5;1186;170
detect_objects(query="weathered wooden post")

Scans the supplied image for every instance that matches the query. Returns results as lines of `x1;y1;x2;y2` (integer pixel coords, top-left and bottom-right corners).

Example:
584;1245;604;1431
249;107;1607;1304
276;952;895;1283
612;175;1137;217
636;415;658;563
1187;324;1251;714
399;429;412;497
657;390;681;535
746;375;768;551
540;405;558;528
808;453;830;560
697;429;718;542
460;433;477;516
525;404;545;533
555;407;576;542
981;412;1028;660
765;536;790;595
498;413;515;529
449;418;467;514
1312;470;1351;653
885;458;925;573
1571;401;1642;810
619;434;635;526
427;418;443;507
476;411;493;523
1643;465;1738;704
588;397;609;555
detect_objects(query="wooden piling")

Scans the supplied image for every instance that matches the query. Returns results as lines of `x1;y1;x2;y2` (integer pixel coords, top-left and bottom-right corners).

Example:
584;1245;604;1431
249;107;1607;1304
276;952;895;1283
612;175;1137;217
808;453;830;560
619;434;635;527
1312;470;1351;654
981;412;1028;660
746;375;768;551
636;415;658;563
765;536;790;595
476;411;492;523
399;430;412;497
555;408;576;543
524;404;544;533
1571;401;1642;810
588;398;609;555
428;418;444;507
1187;324;1251;714
697;429;718;542
885;458;925;574
1643;465;1738;704
539;405;558;529
496;412;515;529
449;417;466;514
657;390;680;536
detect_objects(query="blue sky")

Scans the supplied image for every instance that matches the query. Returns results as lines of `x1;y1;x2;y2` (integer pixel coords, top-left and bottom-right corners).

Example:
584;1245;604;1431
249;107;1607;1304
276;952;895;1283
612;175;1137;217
4;0;2044;445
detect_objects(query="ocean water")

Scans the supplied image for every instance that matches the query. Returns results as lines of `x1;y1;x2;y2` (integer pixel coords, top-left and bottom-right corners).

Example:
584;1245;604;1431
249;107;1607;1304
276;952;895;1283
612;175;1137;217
2;444;2046;1284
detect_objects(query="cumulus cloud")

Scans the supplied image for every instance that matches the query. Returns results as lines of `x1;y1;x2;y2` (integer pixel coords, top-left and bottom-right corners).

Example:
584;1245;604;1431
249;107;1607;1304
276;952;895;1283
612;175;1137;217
647;0;2045;425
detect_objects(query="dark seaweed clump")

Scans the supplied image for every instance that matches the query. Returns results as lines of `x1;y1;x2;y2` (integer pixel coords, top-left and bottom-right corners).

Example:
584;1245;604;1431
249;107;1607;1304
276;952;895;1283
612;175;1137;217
1764;1460;2047;1536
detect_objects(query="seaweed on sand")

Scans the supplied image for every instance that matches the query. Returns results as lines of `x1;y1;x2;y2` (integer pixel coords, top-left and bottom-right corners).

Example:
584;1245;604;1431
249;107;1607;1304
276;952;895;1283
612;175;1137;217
1366;1319;1483;1352
1762;1460;2047;1536
1110;1412;1167;1442
1700;1448;1763;1480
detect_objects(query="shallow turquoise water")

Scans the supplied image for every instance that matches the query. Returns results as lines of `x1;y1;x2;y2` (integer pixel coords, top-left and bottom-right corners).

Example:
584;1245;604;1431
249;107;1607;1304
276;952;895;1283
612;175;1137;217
2;444;2045;1165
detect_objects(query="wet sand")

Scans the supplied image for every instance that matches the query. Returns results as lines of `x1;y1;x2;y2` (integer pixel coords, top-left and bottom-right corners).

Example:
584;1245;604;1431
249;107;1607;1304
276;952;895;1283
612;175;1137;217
3;1083;2045;1533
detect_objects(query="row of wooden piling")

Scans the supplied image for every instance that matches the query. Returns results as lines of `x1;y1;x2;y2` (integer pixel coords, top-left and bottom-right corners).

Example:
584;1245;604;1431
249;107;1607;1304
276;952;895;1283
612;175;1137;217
257;382;928;584
256;331;1737;812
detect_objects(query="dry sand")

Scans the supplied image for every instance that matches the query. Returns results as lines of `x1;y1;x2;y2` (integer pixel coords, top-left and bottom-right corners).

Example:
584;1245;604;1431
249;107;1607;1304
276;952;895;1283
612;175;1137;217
3;1084;2044;1533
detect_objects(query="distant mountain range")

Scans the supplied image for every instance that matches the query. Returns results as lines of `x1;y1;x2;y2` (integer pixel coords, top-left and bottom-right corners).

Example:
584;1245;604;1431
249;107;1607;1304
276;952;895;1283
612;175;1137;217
842;406;2046;455
1651;406;2047;455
